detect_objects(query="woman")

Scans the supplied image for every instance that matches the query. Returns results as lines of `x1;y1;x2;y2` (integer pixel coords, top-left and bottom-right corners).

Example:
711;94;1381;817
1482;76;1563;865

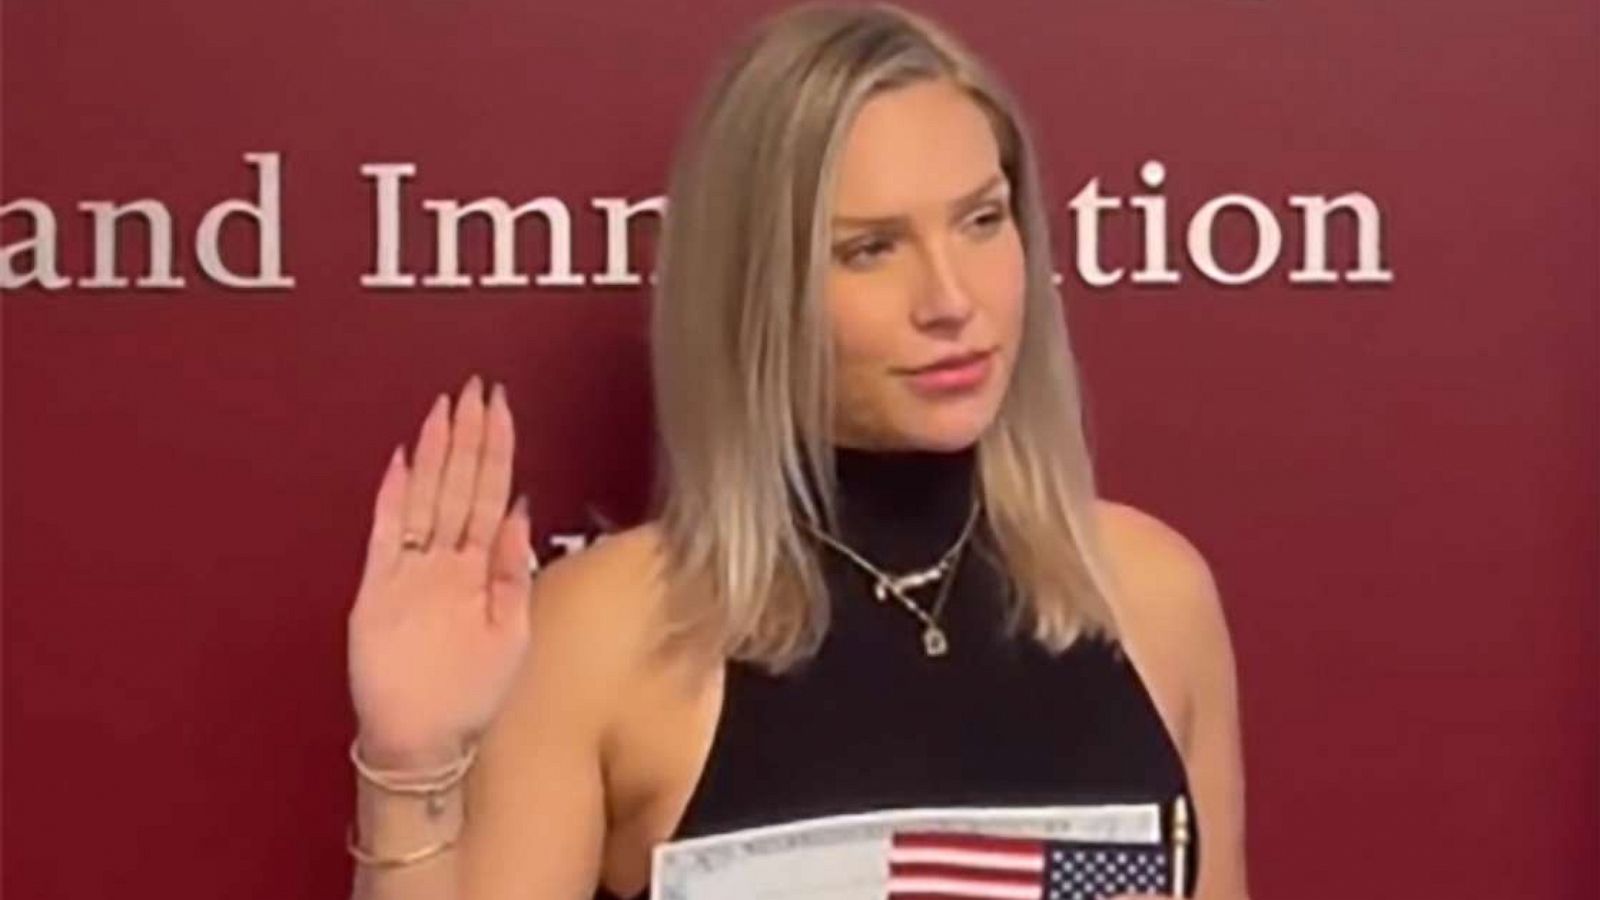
345;4;1250;899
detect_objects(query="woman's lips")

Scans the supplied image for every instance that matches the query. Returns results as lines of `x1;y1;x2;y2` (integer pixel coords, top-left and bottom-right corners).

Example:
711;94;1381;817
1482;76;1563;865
902;349;995;396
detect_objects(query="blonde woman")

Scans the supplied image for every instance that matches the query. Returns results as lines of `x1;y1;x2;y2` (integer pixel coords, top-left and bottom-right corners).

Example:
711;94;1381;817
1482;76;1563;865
345;4;1249;899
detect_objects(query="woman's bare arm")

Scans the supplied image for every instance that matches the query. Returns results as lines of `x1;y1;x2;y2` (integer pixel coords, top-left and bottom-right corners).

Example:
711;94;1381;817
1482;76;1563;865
346;374;668;900
351;525;665;900
1097;501;1251;900
458;530;666;899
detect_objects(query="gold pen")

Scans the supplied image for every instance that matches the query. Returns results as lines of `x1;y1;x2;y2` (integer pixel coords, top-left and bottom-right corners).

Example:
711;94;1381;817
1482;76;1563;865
1170;793;1191;897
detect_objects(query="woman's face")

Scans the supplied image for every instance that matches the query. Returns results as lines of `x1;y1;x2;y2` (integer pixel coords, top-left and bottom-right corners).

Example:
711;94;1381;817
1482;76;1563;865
823;77;1026;452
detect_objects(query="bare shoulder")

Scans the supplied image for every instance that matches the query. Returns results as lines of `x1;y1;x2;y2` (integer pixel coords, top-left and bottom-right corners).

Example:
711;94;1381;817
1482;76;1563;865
515;522;722;895
1092;499;1236;748
518;519;719;718
522;521;675;683
1094;499;1229;653
1094;499;1219;612
458;523;678;896
531;521;668;615
483;522;673;740
1093;504;1252;898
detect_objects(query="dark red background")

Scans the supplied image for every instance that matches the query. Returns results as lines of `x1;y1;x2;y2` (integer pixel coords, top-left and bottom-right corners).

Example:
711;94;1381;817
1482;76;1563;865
3;1;1596;897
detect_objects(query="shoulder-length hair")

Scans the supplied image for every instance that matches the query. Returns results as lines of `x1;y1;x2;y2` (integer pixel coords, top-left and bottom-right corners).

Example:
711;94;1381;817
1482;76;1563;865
649;1;1122;673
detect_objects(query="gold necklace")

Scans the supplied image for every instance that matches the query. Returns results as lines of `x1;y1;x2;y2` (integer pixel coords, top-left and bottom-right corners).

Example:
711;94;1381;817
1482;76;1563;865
802;499;982;657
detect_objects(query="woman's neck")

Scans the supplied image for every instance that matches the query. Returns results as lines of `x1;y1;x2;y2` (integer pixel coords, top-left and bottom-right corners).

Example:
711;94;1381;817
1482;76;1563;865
827;443;979;569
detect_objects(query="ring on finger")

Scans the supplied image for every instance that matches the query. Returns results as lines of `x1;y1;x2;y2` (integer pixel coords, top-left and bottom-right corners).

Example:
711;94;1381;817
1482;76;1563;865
399;530;430;552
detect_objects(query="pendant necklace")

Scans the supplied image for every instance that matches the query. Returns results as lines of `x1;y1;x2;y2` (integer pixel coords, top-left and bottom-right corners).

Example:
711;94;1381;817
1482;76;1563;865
802;498;982;657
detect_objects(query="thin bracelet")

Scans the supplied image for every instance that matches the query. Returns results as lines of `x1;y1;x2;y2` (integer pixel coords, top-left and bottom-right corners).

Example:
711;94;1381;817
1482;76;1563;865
349;737;479;795
346;822;460;869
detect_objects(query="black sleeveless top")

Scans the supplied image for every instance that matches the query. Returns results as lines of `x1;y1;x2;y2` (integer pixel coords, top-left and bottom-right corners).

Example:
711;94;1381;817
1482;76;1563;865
597;445;1200;898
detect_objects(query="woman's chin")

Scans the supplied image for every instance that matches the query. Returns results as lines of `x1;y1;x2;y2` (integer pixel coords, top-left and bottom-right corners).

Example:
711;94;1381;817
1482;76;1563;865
893;407;998;452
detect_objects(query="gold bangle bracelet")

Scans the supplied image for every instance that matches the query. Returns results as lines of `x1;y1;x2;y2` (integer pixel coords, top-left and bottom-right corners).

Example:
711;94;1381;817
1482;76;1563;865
349;737;479;795
346;822;460;869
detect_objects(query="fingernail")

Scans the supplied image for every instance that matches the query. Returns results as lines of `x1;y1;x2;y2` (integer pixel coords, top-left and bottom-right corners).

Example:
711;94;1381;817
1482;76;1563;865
513;494;530;518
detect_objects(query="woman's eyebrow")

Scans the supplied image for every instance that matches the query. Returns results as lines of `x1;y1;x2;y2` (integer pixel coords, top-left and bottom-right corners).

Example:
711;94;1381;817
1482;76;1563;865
831;172;1005;229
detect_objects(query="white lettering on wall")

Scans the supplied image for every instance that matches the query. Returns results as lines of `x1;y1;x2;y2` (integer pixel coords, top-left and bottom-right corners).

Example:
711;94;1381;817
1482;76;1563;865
360;162;418;288
1068;177;1124;288
526;532;593;576
195;151;295;289
0;155;1393;292
421;196;585;288
1287;193;1395;284
1188;193;1283;286
590;196;665;287
1129;160;1180;285
76;200;186;289
0;199;71;289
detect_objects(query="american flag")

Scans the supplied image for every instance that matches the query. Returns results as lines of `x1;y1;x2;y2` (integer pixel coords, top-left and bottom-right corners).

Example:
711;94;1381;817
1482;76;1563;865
885;830;1173;900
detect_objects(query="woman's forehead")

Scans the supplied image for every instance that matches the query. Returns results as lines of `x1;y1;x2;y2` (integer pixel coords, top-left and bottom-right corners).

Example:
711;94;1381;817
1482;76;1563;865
829;80;1003;222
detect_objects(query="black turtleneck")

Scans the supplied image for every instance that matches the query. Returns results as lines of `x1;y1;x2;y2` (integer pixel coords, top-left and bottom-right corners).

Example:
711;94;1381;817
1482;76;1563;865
813;442;1018;664
596;444;1201;900
828;443;982;576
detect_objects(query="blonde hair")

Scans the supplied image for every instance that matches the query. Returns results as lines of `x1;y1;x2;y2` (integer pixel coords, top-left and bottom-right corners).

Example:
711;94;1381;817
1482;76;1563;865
649;1;1123;673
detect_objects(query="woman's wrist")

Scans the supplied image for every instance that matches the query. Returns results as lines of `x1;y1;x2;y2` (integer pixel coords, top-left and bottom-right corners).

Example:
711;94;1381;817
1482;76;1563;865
354;731;468;773
348;732;474;872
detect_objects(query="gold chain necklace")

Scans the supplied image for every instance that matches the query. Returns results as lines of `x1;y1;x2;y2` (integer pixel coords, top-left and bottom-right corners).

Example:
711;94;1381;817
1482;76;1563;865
802;499;982;657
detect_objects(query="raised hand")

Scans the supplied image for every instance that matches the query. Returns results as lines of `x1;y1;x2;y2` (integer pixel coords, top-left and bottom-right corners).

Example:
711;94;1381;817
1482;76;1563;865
346;374;533;770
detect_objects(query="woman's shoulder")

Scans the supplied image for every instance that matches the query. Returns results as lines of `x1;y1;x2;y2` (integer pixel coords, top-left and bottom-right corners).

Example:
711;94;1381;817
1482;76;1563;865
524;520;717;678
525;521;674;656
1091;498;1226;646
1091;498;1232;751
517;522;722;848
1091;501;1250;895
1093;499;1216;598
492;520;710;757
533;521;667;599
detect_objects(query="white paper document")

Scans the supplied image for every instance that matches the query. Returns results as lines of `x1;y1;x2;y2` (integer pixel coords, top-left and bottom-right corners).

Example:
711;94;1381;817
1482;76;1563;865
651;801;1173;900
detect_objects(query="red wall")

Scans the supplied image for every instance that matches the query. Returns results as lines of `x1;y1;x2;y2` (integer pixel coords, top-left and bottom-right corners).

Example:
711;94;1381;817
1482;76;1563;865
4;1;1596;897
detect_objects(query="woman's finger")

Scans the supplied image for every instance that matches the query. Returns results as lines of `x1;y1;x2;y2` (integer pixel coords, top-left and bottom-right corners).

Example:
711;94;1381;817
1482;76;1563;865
361;444;410;584
463;382;515;552
433;374;486;552
487;494;534;628
399;392;451;549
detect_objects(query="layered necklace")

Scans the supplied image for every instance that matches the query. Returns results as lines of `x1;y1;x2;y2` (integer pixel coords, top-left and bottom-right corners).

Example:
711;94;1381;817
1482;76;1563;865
801;497;983;657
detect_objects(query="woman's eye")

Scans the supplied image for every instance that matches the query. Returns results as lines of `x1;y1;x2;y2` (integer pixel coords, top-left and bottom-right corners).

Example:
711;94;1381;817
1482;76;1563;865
967;205;1008;235
838;238;894;268
834;207;1005;269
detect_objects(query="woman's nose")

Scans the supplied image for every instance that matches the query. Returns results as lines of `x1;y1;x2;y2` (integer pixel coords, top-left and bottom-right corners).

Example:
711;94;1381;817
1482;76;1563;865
909;240;976;330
